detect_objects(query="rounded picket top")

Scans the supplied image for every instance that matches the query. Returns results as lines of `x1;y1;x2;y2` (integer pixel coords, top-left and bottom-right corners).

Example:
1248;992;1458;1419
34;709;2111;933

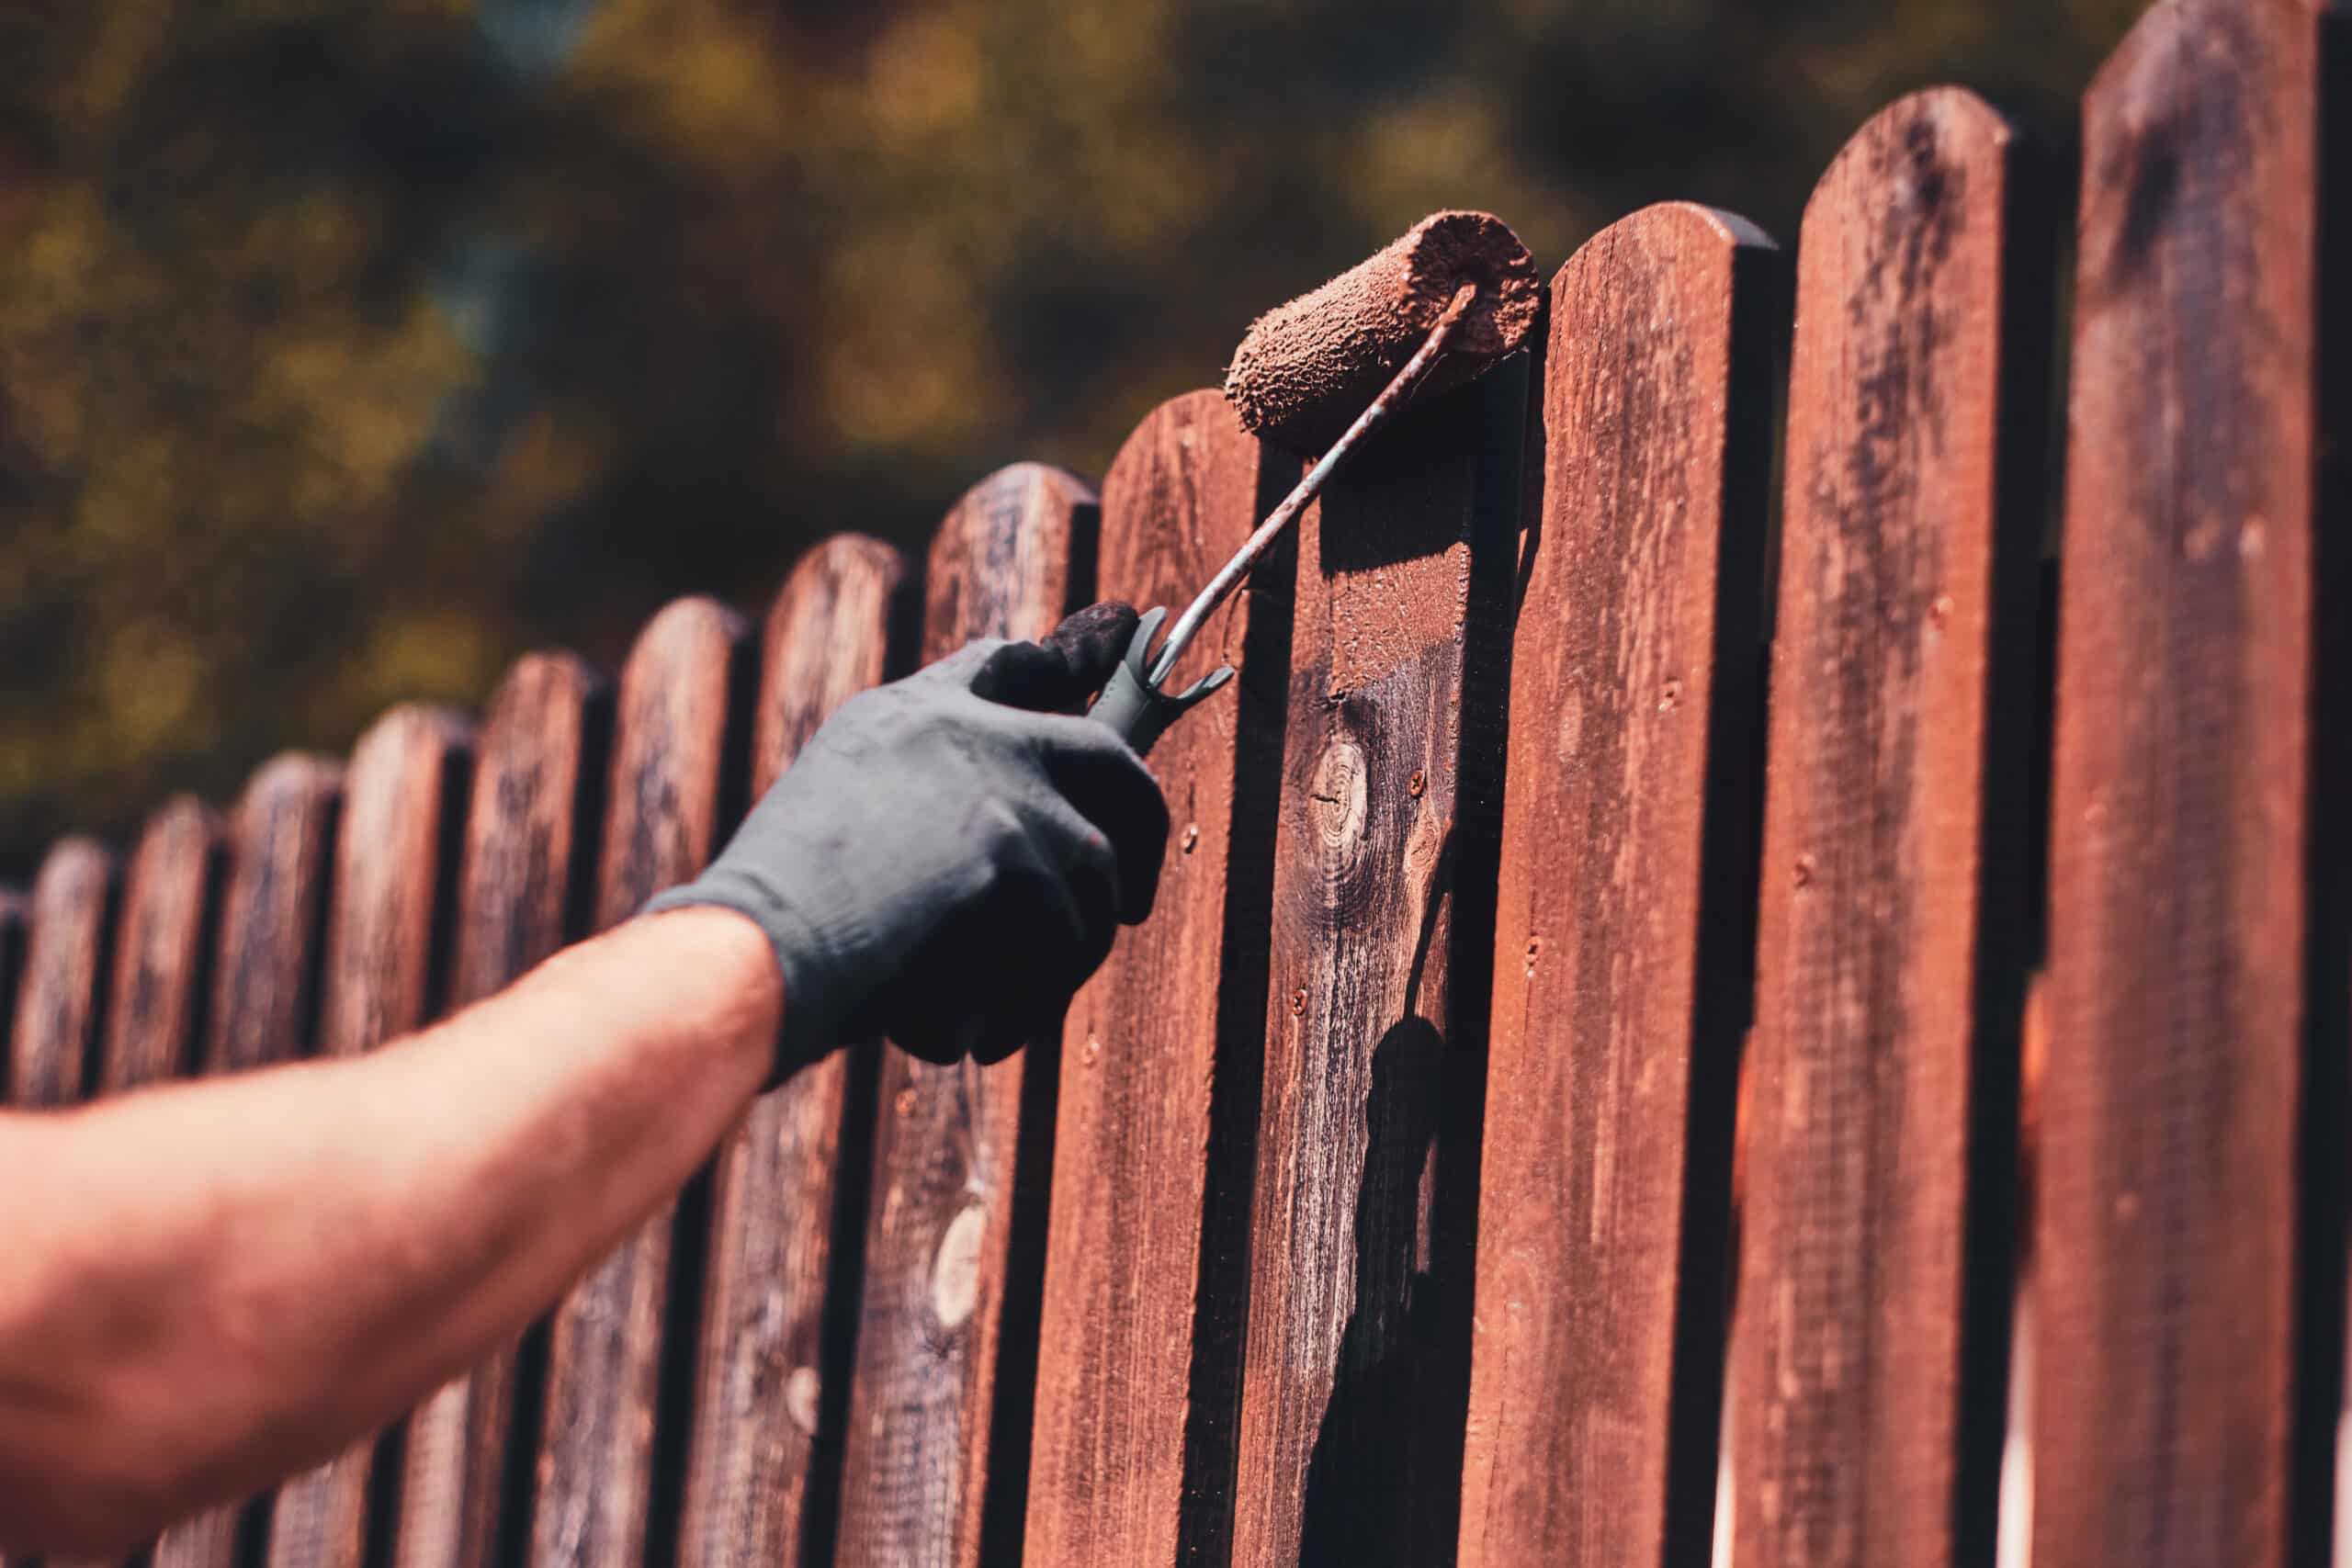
1550;199;1778;300
209;751;344;1077
12;835;118;1108
758;533;910;791
1801;85;2015;240
100;793;225;1093
924;462;1097;657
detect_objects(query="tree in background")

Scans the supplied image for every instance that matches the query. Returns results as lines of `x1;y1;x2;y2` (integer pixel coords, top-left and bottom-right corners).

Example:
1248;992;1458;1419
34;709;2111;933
0;0;2140;874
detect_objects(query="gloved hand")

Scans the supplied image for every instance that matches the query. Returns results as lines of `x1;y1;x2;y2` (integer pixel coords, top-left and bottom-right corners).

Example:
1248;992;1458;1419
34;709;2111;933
643;602;1167;1072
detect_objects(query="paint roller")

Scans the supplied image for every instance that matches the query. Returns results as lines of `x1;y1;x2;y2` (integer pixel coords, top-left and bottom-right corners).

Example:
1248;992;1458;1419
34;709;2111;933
1089;209;1541;753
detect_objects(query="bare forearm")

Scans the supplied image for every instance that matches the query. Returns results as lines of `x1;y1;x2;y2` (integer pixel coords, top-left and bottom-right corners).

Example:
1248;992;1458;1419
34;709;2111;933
0;906;778;1551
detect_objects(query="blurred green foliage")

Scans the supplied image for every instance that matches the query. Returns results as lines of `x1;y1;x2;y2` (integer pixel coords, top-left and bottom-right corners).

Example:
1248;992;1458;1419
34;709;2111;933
1;0;2143;876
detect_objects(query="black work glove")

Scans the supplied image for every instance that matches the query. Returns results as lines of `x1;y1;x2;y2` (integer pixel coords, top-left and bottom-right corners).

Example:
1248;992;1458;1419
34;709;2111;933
643;602;1166;1072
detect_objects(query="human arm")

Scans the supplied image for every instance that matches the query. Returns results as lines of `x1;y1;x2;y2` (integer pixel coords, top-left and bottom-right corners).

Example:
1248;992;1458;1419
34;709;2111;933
0;603;1165;1553
0;905;777;1552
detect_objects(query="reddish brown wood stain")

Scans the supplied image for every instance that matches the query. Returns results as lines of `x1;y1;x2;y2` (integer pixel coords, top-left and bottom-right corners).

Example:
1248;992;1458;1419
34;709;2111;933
398;653;604;1568
1229;374;1513;1568
534;602;748;1567
152;755;344;1568
2034;1;2329;1562
1023;392;1293;1567
270;707;471;1568
677;536;906;1568
833;464;1090;1568
1456;203;1777;1568
1732;88;2042;1568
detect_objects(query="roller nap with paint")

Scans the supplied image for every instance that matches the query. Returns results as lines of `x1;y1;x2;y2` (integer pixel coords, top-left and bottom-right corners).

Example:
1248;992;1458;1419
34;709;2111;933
1090;209;1541;753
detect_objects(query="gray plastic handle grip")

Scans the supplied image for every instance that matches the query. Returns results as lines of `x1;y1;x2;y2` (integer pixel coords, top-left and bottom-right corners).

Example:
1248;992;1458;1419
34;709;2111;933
1086;606;1233;757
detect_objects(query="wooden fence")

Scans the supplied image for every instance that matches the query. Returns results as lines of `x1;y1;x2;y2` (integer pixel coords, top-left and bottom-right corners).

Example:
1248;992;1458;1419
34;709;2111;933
5;0;2346;1562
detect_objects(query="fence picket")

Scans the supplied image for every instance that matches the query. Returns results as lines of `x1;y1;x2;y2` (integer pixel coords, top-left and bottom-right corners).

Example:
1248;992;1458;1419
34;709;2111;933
531;601;751;1567
395;653;606;1568
676;536;909;1568
833;464;1092;1568
1729;86;2050;1568
95;798;222;1096
152;756;345;1568
2034;1;2338;1562
268;708;472;1568
8;840;116;1111
1456;202;1779;1568
1023;391;1297;1568
1228;369;1519;1568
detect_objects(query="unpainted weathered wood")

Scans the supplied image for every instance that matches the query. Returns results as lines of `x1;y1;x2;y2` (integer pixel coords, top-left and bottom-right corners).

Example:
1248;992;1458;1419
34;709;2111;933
269;707;472;1568
676;536;908;1568
152;754;344;1568
1024;392;1295;1568
2035;2;2335;1562
1228;369;1518;1568
1455;203;1778;1568
398;653;605;1568
9;839;117;1110
95;796;222;1095
834;464;1092;1568
533;600;750;1567
1731;87;2048;1568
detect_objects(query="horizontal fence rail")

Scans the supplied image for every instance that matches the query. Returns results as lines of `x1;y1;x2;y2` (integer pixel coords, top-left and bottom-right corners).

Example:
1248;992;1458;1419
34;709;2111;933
1;0;2343;1562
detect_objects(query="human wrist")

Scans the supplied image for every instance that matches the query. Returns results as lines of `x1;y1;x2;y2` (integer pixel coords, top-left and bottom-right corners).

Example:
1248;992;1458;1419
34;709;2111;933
634;903;790;1086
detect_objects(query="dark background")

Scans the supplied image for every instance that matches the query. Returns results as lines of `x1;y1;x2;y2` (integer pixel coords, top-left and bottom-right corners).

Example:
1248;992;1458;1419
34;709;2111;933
0;0;2141;877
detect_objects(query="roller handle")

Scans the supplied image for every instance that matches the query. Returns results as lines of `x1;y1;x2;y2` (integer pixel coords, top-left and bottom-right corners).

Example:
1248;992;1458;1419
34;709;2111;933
1087;605;1233;757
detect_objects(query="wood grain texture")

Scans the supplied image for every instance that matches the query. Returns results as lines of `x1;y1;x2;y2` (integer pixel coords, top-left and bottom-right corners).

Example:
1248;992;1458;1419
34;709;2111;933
1229;369;1519;1568
1023;392;1296;1568
152;754;344;1568
398;653;605;1568
8;838;117;1110
1455;203;1778;1568
833;463;1093;1568
1731;87;2047;1568
676;536;908;1568
533;598;751;1568
95;796;222;1095
270;706;472;1568
2034;2;2332;1562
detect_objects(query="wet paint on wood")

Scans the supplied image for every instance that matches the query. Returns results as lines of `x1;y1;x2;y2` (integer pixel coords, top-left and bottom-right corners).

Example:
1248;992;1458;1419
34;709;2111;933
269;707;473;1568
1456;203;1779;1568
676;536;910;1568
153;755;345;1568
533;600;751;1567
397;654;607;1568
833;464;1092;1568
1229;367;1521;1568
2034;2;2335;1563
1730;88;2051;1568
1023;392;1298;1568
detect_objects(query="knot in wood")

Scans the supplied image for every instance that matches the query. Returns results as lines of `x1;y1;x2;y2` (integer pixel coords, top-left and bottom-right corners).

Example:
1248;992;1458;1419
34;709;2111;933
1307;739;1370;858
930;1203;989;1332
